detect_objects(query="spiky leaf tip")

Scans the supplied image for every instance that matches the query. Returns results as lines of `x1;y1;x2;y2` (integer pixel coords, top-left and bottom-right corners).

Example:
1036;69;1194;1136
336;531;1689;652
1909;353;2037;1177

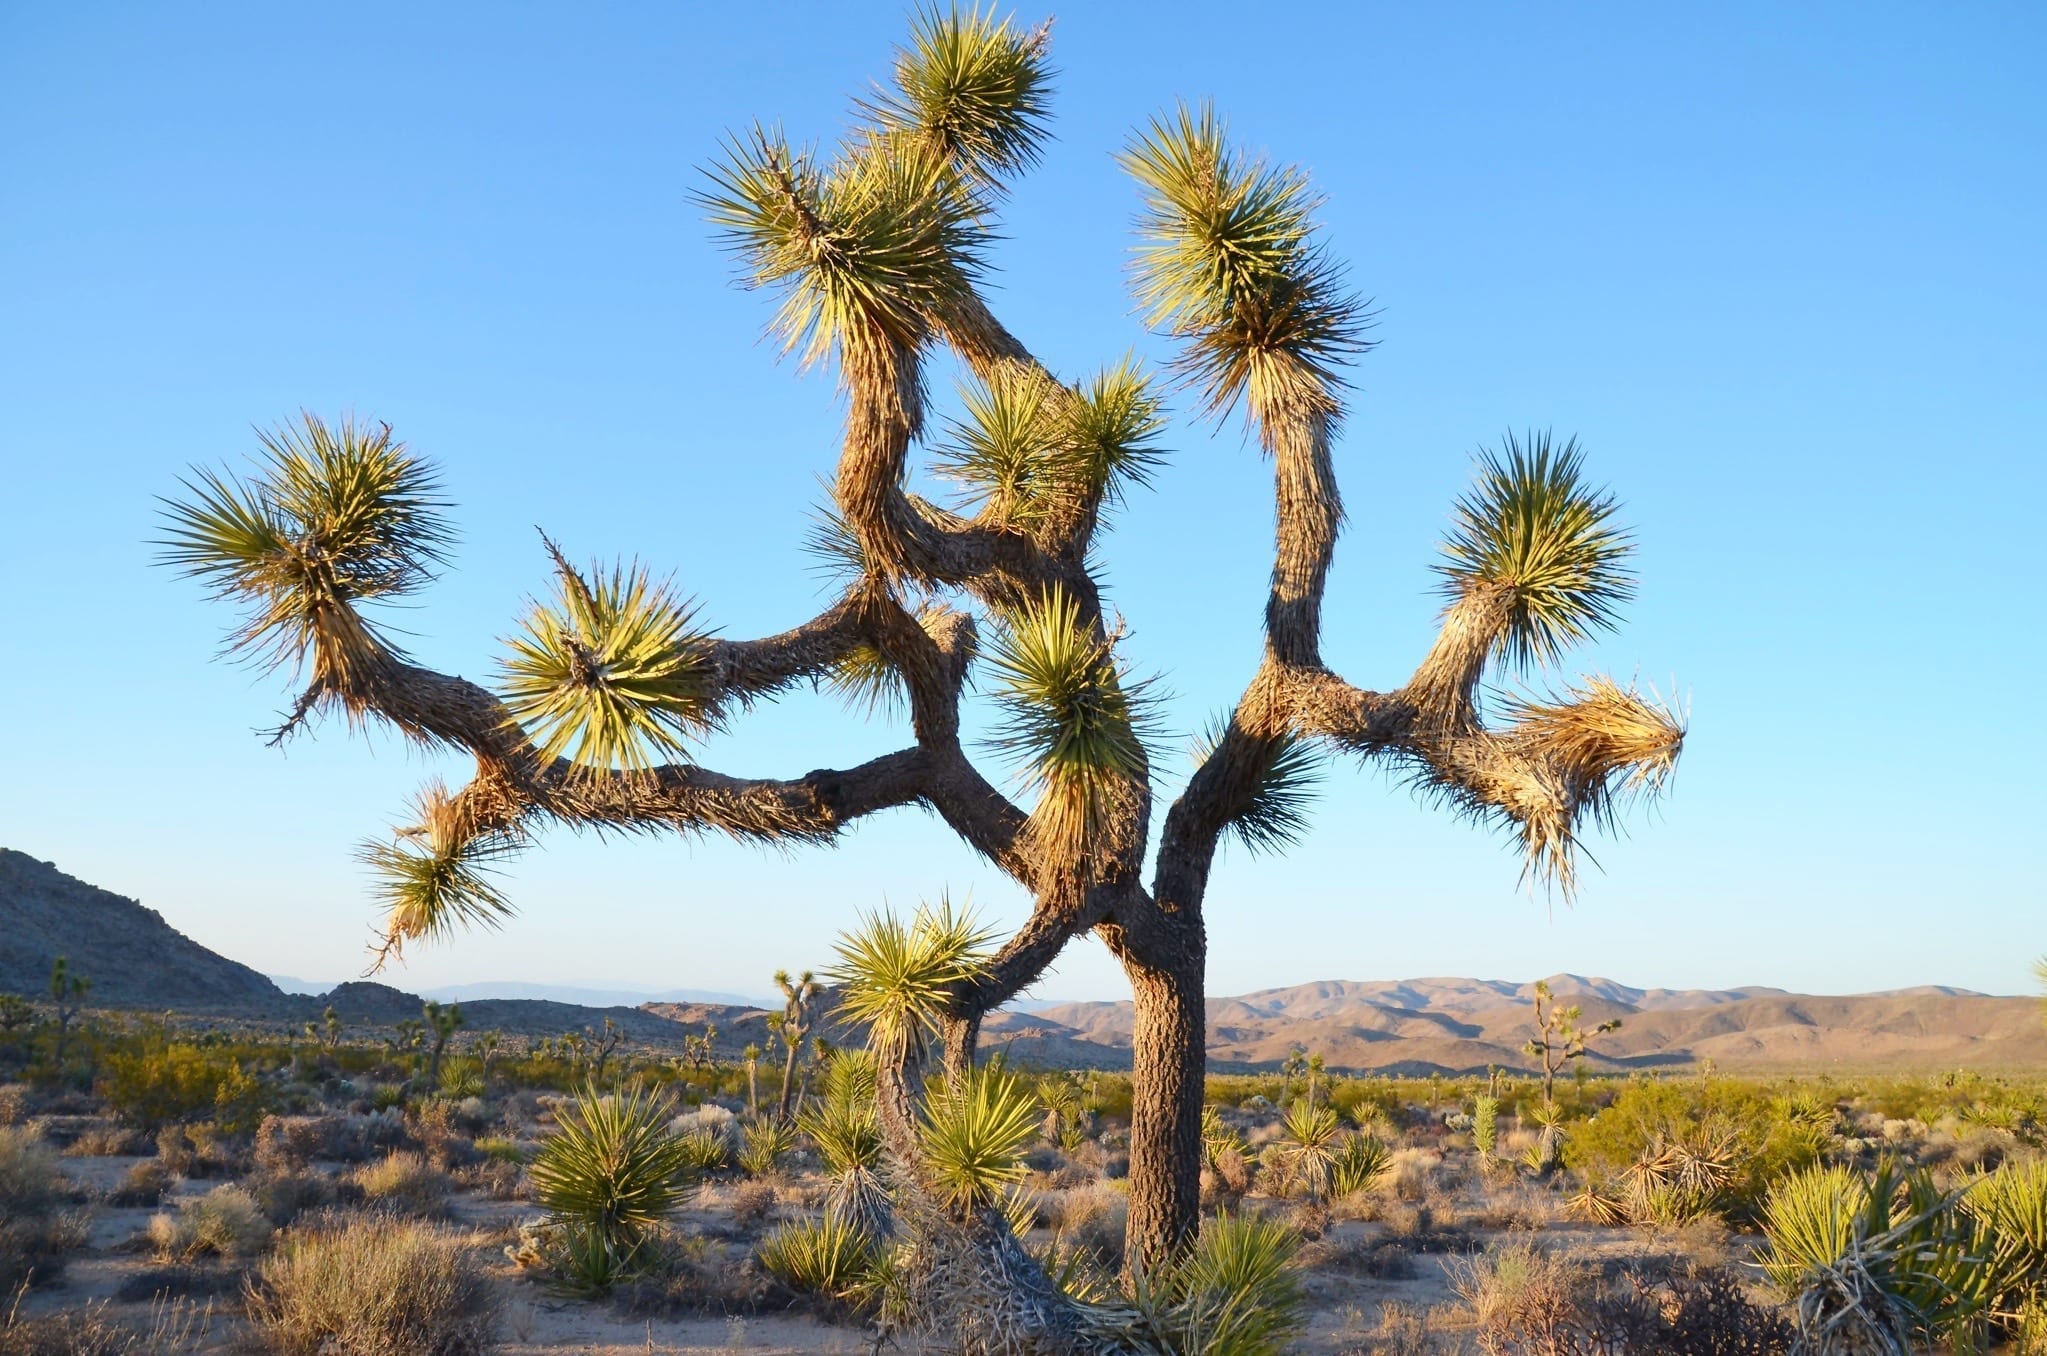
1119;102;1369;419
158;413;453;682
1195;719;1324;855
1503;676;1685;823
1065;355;1168;510
699;124;983;369
867;4;1055;191
933;366;1066;527
360;784;522;965
498;543;717;775
1437;432;1636;671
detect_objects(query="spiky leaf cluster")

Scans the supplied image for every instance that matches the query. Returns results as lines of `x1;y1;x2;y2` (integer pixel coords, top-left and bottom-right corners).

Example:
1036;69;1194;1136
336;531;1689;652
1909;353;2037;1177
702;125;984;368
1116;1211;1306;1356
498;547;715;775
1196;720;1324;855
917;1067;1039;1214
1437;433;1635;671
1503;676;1684;825
529;1083;699;1271
825;898;994;1064
158;413;452;692
935;357;1166;533
360;783;521;964
866;4;1055;190
986;586;1158;866
1121;103;1368;419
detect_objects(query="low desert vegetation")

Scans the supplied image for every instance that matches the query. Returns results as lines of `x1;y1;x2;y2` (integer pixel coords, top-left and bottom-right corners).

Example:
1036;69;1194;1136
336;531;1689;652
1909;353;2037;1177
3;940;2047;1354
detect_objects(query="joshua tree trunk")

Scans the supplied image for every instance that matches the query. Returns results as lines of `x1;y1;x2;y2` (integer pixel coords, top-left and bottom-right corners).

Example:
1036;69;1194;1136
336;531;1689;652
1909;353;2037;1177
1119;940;1206;1271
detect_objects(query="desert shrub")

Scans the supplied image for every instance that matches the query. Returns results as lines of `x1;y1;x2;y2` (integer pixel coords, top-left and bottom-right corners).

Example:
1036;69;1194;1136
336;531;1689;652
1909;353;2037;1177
1263;1099;1342;1202
253;1116;324;1174
725;1179;778;1230
454;1158;523;1201
755;1215;886;1317
1449;1239;1593;1356
108;1159;175;1208
148;1183;271;1260
249;1170;334;1226
0;1086;27;1127
0;1125;88;1293
471;1135;526;1165
404;1099;471;1171
528;1082;699;1291
99;1044;271;1133
0;1298;216;1356
63;1124;149;1157
0;1124;66;1214
1585;1266;1794;1356
349;1150;452;1217
248;1212;499;1356
614;1230;773;1318
1048;1181;1126;1265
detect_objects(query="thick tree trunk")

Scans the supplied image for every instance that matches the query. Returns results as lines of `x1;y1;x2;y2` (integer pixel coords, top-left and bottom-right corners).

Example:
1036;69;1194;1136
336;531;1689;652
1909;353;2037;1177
941;1011;981;1085
1121;939;1206;1275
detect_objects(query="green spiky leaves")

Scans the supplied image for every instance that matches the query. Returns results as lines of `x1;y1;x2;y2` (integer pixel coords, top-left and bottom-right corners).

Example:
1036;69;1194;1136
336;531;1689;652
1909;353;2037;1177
918;1067;1040;1215
986;586;1159;869
935;356;1166;534
159;413;453;698
701;124;985;369
1437;433;1635;672
1196;720;1324;855
867;5;1055;190
529;1082;700;1276
825;898;994;1062
498;542;717;775
1121;103;1368;421
360;783;522;965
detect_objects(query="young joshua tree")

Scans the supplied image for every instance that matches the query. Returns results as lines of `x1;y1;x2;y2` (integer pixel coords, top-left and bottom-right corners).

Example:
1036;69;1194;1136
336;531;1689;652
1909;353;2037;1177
159;8;1684;1270
771;968;824;1124
1523;979;1622;1112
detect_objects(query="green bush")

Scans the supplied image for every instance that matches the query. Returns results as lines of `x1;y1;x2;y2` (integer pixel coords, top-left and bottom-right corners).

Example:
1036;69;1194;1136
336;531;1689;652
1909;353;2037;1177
98;1042;271;1132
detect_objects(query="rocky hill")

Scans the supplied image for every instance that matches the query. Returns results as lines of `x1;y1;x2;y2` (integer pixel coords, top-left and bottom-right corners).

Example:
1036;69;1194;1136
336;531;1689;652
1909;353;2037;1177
5;849;2040;1073
0;849;283;1014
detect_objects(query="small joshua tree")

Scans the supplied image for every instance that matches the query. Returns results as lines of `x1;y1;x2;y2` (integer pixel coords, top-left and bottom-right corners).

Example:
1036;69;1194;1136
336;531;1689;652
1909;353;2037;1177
771;969;824;1124
1524;979;1621;1112
420;1000;464;1088
47;957;89;1074
161;9;1685;1269
741;1043;764;1117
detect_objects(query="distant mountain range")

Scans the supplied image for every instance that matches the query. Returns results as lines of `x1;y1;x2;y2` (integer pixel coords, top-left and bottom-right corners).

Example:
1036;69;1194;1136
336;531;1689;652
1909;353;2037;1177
4;848;2042;1074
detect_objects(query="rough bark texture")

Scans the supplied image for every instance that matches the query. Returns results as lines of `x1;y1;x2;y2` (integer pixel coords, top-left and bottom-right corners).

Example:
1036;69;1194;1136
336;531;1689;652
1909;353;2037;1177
1111;926;1208;1269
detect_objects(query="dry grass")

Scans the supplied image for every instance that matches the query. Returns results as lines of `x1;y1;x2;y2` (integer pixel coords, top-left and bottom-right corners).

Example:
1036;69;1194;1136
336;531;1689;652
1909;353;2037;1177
147;1185;271;1261
246;1212;499;1356
347;1151;452;1218
0;1126;87;1293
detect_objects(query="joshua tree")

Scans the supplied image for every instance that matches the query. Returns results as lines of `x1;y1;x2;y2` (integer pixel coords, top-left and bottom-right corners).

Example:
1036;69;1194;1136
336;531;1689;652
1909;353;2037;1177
1523;979;1622;1111
159;9;1684;1268
586;1017;625;1080
771;968;824;1123
741;1042;764;1117
420;999;464;1087
47;957;89;1073
2035;956;2046;1028
680;1022;719;1074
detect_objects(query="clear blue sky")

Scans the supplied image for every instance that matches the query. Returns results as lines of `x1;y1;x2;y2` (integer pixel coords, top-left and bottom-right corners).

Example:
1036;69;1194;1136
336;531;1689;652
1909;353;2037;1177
2;3;2041;1003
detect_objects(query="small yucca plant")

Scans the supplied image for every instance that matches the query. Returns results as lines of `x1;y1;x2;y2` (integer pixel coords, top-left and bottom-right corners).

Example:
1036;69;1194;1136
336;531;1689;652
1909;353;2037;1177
1119;1211;1305;1356
756;1214;888;1316
1328;1134;1391;1200
918;1068;1040;1216
738;1115;798;1179
528;1083;699;1289
1268;1099;1342;1203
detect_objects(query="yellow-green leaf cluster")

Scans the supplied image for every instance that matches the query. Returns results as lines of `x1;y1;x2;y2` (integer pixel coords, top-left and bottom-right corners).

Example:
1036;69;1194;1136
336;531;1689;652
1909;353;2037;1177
498;547;715;775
